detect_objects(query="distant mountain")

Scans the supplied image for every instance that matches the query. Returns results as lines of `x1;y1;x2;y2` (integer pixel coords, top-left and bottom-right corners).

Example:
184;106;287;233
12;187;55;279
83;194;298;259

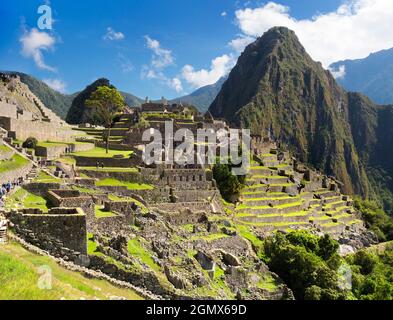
121;91;143;107
65;78;143;125
330;48;393;105
171;77;226;112
4;71;75;119
209;27;372;197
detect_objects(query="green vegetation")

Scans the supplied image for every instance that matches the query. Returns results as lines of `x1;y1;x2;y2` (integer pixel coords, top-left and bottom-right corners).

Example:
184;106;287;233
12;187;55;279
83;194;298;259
263;231;346;300
346;244;393;300
0;153;29;173
354;198;393;241
33;171;60;183
22;137;38;149
79;166;138;173
213;162;245;203
127;239;160;272
5;188;49;212
95;205;117;218
85;86;126;153
71;147;132;158
95;178;153;190
0;241;142;300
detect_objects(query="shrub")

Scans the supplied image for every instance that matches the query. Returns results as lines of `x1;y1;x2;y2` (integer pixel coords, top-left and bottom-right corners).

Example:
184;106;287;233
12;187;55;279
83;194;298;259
213;162;245;203
22;137;38;149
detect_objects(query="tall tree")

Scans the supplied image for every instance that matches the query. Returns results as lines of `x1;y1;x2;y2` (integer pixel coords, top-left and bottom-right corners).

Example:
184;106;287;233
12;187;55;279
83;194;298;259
85;86;126;153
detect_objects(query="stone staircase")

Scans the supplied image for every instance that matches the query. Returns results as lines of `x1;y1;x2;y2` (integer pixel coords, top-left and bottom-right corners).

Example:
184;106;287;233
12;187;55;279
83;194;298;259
0;217;8;244
234;151;364;237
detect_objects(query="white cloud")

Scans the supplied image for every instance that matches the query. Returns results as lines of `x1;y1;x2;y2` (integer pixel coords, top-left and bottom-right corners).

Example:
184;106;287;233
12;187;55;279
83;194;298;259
141;36;181;92
182;54;235;88
20;28;56;71
104;27;125;41
145;35;174;69
234;0;393;67
43;78;66;93
329;65;346;79
229;35;255;53
141;66;183;93
221;11;227;17
170;77;183;92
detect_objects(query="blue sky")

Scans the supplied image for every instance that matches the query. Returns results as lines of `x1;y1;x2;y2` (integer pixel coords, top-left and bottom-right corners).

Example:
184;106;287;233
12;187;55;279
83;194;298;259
1;0;391;99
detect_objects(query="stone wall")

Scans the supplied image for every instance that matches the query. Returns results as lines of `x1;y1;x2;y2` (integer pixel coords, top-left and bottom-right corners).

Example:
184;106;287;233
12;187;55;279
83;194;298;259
35;142;94;160
74;155;141;167
47;189;95;227
0;116;75;142
8;207;87;258
79;169;145;183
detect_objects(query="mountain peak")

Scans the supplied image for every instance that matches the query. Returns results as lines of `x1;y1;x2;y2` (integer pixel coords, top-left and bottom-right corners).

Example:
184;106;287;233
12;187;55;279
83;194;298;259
209;28;369;196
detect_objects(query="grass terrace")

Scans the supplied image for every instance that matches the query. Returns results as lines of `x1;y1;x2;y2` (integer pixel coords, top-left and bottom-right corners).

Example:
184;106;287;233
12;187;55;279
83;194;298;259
78;166;138;173
127;239;161;272
33;171;61;183
95;178;154;190
0;154;30;173
0;241;143;300
95;205;117;218
4;188;49;212
71;147;133;158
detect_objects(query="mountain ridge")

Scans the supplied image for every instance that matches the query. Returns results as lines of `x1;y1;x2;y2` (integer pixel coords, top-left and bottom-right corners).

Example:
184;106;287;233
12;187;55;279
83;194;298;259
330;47;393;105
209;26;373;198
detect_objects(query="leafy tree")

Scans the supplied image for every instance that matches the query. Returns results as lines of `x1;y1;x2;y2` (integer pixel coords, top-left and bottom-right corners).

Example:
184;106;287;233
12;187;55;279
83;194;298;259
354;197;393;241
263;231;346;300
85;86;126;153
22;137;38;149
212;162;245;203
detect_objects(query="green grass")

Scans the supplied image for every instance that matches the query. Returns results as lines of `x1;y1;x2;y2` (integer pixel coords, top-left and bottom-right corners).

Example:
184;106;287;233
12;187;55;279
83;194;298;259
0;144;12;152
36;141;67;148
95;206;117;218
236;225;263;248
55;156;76;166
0;153;30;173
71;147;133;158
0;241;143;300
33;171;60;183
95;178;154;190
127;239;161;272
79;167;138;173
5;188;49;212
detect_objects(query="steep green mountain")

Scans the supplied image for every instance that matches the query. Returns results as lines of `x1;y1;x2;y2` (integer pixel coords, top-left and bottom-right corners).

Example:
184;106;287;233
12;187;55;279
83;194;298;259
66;78;111;125
347;93;393;213
65;78;142;125
4;71;75;119
209;27;370;197
171;77;226;112
330;48;393;105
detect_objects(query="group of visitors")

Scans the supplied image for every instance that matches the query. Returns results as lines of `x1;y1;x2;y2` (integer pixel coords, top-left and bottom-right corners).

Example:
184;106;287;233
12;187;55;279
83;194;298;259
0;178;22;208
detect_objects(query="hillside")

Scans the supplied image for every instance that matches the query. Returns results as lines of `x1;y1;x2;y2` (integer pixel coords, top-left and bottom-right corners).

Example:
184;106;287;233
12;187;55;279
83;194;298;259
171;77;226;112
0;241;142;300
66;78;143;125
4;71;75;120
209;27;369;197
330;48;393;105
